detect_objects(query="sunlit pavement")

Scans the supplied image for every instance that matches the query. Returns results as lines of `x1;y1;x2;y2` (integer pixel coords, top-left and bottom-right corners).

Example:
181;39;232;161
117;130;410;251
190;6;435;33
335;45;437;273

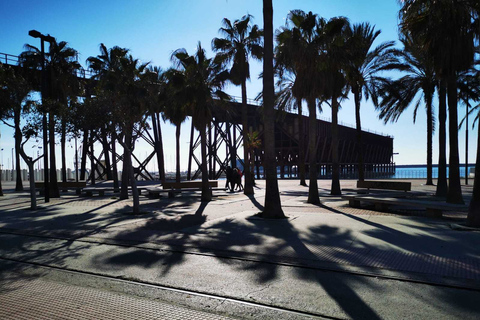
0;179;479;319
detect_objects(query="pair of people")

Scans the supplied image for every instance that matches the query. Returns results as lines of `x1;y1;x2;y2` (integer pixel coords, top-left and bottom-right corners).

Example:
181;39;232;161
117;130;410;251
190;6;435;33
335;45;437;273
225;166;243;192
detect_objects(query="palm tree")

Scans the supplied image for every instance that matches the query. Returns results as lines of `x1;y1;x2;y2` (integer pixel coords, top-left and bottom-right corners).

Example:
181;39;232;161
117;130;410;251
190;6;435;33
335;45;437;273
276;10;323;204
143;66;167;184
171;43;230;202
88;45;149;214
344;22;397;182
400;0;476;204
212;14;263;195
318;16;350;196
163;68;188;183
275;48;307;186
261;0;285;218
376;35;437;186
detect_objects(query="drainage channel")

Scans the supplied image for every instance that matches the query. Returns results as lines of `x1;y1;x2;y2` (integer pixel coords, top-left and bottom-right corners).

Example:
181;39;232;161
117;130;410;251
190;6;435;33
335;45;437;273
0;256;334;320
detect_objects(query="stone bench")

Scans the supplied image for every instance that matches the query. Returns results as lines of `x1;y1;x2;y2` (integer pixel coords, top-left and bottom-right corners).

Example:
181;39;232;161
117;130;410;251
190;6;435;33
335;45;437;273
146;186;228;198
35;181;87;195
162;180;218;190
342;194;467;218
356;180;411;193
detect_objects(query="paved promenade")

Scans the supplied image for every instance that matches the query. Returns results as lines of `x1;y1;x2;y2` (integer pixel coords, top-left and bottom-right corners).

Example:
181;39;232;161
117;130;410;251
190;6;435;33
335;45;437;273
0;179;479;319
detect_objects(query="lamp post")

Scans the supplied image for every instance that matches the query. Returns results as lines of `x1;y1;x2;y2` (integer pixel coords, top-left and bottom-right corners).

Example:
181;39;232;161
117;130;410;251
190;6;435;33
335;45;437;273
29;30;54;202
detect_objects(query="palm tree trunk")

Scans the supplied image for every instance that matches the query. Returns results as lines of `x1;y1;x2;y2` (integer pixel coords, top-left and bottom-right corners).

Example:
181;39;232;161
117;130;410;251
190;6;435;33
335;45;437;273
123;131;139;214
175;124;181;183
200;124;211;202
80;129;88;181
436;79;448;197
14;110;23;191
466;123;480;227
242;80;254;195
261;0;285;218
61;118;67;184
425;91;434;186
90;132;96;186
297;97;307;186
353;89;365;182
49;112;59;197
331;97;341;195
307;97;320;204
101;127;112;180
446;75;463;204
151;112;166;183
120;133;130;200
111;133;120;192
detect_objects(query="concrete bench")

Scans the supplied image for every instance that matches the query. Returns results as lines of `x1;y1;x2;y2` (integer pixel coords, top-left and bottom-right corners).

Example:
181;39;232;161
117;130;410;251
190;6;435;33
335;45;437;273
162;180;218;189
35;181;87;195
356;180;411;193
146;186;228;198
342;194;467;218
82;186;147;197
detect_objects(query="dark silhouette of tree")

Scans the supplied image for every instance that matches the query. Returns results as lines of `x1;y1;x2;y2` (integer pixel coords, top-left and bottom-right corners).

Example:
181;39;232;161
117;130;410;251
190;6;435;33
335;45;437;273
21;39;80;197
376;35;437;186
344;22;397;182
163;68;189;183
88;44;149;214
212;14;263;195
260;0;285;218
171;43;230;201
319;16;350;196
400;0;477;204
143;66;167;184
276;10;323;204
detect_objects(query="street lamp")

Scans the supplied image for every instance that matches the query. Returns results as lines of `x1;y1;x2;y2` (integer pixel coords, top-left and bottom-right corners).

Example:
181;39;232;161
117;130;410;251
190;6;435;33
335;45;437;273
29;30;54;202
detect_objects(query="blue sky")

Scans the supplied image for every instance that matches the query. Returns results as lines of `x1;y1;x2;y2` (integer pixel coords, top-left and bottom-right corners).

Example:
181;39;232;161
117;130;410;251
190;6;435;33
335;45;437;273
0;0;478;171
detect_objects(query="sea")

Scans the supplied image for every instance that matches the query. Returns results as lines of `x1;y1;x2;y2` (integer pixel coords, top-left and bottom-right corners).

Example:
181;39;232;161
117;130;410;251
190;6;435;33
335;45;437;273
393;164;476;179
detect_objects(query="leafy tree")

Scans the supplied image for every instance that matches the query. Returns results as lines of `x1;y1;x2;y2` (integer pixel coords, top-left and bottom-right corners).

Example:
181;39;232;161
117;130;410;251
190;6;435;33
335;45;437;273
0;64;43;208
0;65;32;192
171;43;230;201
212;14;263;195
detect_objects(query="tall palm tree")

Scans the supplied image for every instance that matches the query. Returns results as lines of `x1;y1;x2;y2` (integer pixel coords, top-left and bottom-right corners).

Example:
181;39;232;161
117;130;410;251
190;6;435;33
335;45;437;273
171;43;230;201
344;22;397;182
275;44;307;186
277;10;323;204
376;35;437;186
261;0;285;218
212;14;263;195
20;39;80;197
400;0;476;204
163;68;188;183
143;66;167;184
88;45;149;214
319;16;350;196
